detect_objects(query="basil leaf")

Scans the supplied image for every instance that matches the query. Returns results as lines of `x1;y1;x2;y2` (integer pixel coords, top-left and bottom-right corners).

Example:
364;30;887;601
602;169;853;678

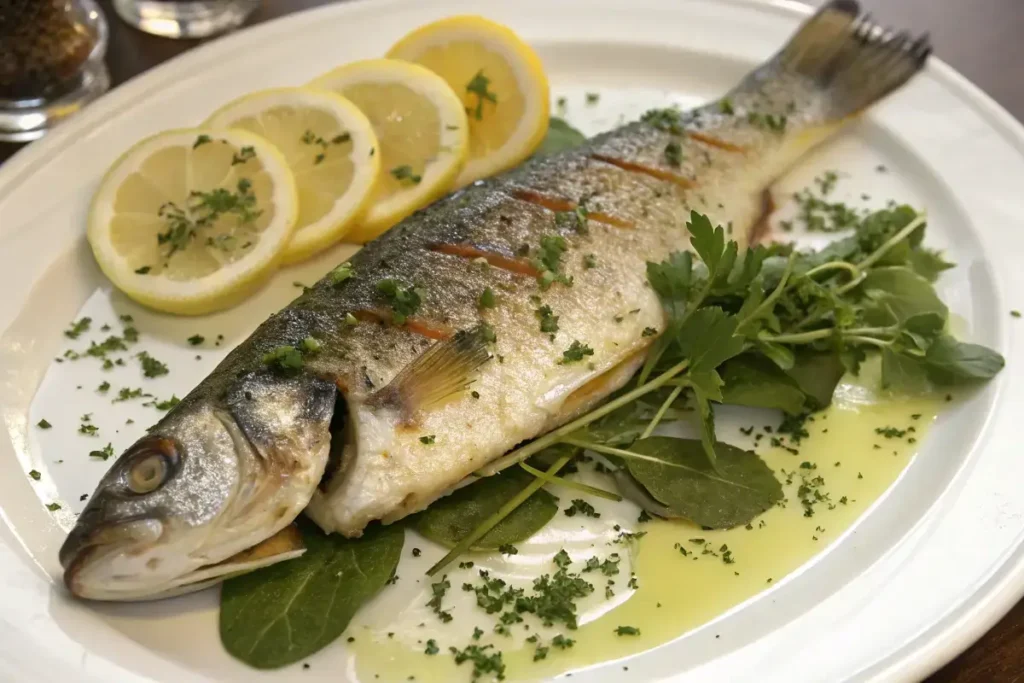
720;355;807;415
536;117;586;155
220;521;403;669
414;468;557;549
860;267;947;322
625;437;782;528
924;334;1005;384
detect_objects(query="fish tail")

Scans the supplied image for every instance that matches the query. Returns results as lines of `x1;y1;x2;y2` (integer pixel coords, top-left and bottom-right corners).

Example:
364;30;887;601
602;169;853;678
770;0;931;118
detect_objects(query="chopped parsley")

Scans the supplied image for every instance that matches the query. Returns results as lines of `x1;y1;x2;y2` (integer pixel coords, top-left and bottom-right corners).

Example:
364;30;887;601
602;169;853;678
134;266;152;275
37;419;52;429
329;262;354;285
560;340;594;364
187;335;205;346
535;304;559;334
78;423;98;436
420;435;436;445
720;99;734;115
585;92;600;104
427;576;453;623
642;326;658;337
156;178;262;260
137;351;169;378
614;625;640;636
664;140;683;167
376;279;423;324
479;287;496;309
564;499;600;518
449;643;505;681
46;503;61;512
555;204;589;234
193;134;212;149
28;470;40;481
583;253;597;269
390;165;422;185
533;235;572;289
89;443;114;460
113;387;146;402
875;426;908;439
497;543;518;555
97;381;110;393
424;640;439;655
230;145;256;165
262;338;320;374
153;395;181;411
465;70;498;121
64;317;91;339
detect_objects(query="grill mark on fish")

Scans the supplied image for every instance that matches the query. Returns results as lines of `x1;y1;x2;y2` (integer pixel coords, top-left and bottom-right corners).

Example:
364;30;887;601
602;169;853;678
589;153;696;189
430;243;541;277
350;309;454;341
510;188;636;229
688;131;747;153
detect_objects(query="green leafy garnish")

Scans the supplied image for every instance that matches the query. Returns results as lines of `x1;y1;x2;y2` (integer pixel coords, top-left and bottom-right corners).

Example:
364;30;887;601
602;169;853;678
390;165;422;185
535;304;559;334
36;419;51;429
187;335;205;346
220;521;403;669
466;70;498;121
376;279;423;324
64;317;91;339
329;262;354;285
156;179;262;259
536;117;586;156
89;443;115;460
137;351;169;378
560;340;593;364
414;467;557;551
479;287;497;309
625;437;783;528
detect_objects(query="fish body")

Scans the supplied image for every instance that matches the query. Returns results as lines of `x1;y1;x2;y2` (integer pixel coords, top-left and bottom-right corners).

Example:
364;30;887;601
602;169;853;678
61;0;929;600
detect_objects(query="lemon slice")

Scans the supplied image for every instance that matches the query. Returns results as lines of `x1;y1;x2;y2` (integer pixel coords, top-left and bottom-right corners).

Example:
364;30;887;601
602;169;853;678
386;15;549;187
87;128;299;315
205;87;379;263
309;58;468;243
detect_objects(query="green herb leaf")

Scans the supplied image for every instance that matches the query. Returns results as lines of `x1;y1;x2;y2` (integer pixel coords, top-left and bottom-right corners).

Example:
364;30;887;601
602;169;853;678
625;437;782;528
859;267;947;323
783;351;845;409
465;69;498;121
907;248;955;282
923;335;1005;384
881;347;931;393
376;279;423;324
390;165;422;185
329;263;354;286
536;117;586;156
719;355;807;415
413;468;557;550
220;521;403;669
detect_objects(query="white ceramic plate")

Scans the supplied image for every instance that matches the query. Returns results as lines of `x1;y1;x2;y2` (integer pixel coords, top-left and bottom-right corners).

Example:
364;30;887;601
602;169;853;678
2;0;1023;681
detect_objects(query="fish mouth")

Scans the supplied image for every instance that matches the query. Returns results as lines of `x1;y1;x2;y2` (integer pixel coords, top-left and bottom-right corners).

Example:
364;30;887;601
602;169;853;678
60;515;166;598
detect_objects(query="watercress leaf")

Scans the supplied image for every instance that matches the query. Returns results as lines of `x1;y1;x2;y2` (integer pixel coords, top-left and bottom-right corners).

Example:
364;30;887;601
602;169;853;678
899;311;946;351
413;467;557;549
676;307;744;374
719;355;807;415
923;335;1005;384
754;339;795;371
784;351;845;409
581;402;648;447
536;117;587;156
687;211;727;277
860;267;947;322
687;370;723;468
625;437;782;528
881;347;931;393
907;247;955;282
220;521;403;669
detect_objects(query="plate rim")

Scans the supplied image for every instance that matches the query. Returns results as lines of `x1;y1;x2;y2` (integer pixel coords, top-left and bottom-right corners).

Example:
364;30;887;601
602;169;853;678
1;0;1023;680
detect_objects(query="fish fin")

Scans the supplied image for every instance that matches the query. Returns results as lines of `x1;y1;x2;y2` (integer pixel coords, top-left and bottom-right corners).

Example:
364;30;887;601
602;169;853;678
368;326;491;419
775;0;931;117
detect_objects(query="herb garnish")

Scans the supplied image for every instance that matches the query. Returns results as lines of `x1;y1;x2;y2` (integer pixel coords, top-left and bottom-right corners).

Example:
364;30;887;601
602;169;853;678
466;70;498;121
533;235;573;289
156;178;262;259
187;335;205;346
535;304;559;334
89;443;114;460
479;287;497;309
390;165;422;185
37;419;51;429
560;340;594;364
64;317;91;339
137;351;169;378
376;279;423;324
262;337;321;374
664;140;683;168
564;499;600;518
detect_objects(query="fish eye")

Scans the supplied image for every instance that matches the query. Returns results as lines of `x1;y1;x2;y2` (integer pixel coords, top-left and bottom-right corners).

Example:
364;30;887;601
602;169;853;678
128;454;167;494
124;437;178;495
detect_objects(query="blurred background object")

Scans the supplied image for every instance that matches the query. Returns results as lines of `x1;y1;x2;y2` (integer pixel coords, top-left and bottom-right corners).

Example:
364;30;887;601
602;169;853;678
0;0;109;141
110;0;261;39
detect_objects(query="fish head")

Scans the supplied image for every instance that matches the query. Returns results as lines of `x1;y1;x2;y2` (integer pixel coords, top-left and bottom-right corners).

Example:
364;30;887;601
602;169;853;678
60;371;337;600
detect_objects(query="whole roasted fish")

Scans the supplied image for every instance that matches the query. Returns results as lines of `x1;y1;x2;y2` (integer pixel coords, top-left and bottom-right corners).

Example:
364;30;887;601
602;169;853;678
60;0;929;600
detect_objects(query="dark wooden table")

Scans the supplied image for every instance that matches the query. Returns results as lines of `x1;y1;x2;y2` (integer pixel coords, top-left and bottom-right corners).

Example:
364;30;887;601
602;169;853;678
3;1;1023;679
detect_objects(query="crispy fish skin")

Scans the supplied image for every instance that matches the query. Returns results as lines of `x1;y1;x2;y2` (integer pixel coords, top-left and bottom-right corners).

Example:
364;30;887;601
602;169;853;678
60;0;930;599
